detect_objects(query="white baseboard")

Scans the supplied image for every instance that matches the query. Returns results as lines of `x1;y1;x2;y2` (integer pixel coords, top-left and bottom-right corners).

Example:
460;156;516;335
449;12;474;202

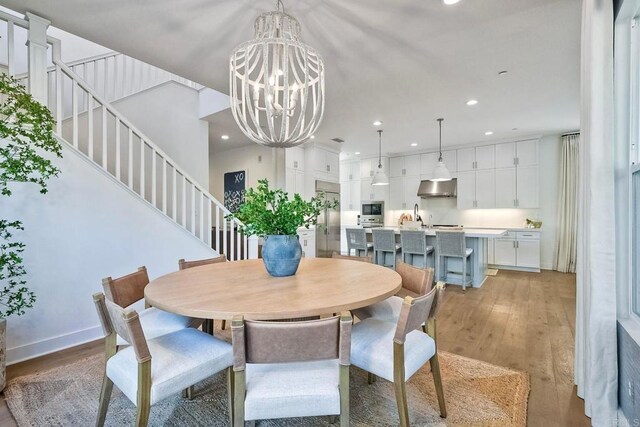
7;325;103;365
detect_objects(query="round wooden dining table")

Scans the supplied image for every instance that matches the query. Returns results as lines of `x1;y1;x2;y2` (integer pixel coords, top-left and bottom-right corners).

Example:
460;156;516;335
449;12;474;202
144;258;401;320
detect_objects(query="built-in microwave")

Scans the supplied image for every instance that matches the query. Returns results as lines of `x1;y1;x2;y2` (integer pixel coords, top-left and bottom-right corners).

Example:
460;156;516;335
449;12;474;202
360;201;384;227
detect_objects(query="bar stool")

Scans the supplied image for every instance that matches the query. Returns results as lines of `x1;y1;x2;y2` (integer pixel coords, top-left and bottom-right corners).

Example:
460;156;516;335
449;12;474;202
372;229;401;269
435;231;473;291
346;228;373;257
400;230;435;269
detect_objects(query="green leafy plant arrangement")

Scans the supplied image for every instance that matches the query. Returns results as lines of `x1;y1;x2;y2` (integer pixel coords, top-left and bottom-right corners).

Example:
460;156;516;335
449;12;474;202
0;74;62;318
226;179;337;237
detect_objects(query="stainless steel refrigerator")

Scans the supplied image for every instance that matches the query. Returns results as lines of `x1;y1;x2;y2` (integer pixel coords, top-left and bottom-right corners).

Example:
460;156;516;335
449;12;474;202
315;180;341;258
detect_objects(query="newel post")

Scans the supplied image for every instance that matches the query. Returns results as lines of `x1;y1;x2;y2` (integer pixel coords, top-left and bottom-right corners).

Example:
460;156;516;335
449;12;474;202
25;12;51;105
248;235;259;259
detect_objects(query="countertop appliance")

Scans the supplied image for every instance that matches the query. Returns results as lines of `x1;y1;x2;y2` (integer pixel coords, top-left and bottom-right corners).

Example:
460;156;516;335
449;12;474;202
417;179;457;198
315;180;341;258
360;201;384;228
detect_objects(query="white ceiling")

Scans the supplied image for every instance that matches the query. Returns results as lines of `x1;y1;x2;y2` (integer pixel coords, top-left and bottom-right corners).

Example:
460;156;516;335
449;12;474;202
6;0;581;156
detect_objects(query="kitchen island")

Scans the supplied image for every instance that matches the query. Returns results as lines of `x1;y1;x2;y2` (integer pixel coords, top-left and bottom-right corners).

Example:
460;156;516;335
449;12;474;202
363;227;507;288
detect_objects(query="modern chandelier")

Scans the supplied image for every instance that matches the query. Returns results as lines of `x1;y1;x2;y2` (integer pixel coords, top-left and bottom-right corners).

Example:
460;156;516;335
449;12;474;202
229;0;325;148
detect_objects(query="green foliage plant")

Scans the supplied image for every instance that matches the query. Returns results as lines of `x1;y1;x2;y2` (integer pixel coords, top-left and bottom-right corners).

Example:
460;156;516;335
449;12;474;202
226;179;337;237
0;74;61;318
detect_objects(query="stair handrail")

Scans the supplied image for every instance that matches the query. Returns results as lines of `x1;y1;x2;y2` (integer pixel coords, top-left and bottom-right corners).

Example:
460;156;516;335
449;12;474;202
53;58;236;220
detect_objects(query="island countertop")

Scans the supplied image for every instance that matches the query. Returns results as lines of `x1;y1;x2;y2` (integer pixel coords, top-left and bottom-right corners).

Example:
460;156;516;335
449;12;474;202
363;227;507;238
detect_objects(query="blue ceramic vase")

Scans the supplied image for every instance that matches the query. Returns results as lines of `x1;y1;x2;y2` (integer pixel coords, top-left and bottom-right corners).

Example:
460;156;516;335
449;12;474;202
262;235;302;277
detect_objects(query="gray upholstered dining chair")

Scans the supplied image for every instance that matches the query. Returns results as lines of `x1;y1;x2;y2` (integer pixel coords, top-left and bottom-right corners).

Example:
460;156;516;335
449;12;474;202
400;230;435;269
352;261;434;321
345;228;373;257
332;251;373;263
435;231;473;291
102;267;202;346
372;228;401;269
350;284;447;426
231;313;352;427
178;254;228;332
93;293;233;427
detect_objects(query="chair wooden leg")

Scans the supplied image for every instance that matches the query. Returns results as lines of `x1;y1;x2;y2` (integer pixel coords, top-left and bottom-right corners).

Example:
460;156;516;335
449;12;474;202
430;352;447;418
227;367;234;425
233;370;245;427
181;385;194;400
462;255;467;292
221;319;227;330
96;375;113;427
339;364;349;427
393;343;410;427
135;361;151;427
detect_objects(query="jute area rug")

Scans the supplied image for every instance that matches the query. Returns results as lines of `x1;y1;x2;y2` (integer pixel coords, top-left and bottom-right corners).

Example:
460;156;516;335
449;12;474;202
4;342;529;427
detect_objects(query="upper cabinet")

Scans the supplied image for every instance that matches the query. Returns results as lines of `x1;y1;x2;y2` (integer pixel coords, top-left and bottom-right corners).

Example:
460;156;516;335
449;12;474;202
309;146;340;180
457;145;495;172
360;157;389;179
340;161;359;182
389;155;420;177
495;139;538;168
420;150;457;178
285;147;305;171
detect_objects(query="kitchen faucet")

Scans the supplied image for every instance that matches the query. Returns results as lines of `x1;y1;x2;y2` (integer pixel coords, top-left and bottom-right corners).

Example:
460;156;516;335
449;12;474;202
413;204;422;224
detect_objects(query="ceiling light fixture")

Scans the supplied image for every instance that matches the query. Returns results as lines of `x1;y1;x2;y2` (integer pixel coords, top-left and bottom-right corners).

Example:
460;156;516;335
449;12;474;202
355;151;361;155
221;135;230;140
229;0;324;148
466;99;478;106
485;131;494;136
411;143;418;147
432;118;452;182
498;70;508;76
443;0;461;4
373;120;383;126
371;130;389;186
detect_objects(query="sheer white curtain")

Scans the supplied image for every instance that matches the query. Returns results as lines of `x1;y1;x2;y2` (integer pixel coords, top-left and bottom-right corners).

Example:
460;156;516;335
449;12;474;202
555;134;579;273
575;0;617;424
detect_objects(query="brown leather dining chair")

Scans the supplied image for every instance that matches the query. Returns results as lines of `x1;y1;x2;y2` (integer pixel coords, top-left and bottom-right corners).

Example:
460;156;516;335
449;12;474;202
178;254;227;331
231;313;352;427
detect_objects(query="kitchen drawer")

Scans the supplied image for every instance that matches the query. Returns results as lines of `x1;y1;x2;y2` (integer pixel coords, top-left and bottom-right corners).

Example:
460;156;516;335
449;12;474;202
298;230;314;239
496;231;517;239
516;231;540;240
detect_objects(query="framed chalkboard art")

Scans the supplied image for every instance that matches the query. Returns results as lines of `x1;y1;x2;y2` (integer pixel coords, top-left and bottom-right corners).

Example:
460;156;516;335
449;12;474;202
224;170;246;213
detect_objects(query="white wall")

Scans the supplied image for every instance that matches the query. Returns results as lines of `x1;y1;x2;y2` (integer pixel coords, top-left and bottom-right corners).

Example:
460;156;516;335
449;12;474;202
0;142;215;364
209;145;276;202
113;82;210;190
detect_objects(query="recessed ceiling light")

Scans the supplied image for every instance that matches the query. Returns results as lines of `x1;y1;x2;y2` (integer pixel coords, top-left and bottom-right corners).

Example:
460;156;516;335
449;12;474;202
373;120;383;126
498;70;508;76
221;135;230;140
355;152;361;155
310;135;315;139
466;99;478;106
485;131;493;136
411;143;418;147
443;0;461;4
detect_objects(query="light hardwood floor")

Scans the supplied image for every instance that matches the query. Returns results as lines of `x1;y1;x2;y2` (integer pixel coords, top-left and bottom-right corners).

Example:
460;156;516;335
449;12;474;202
0;269;589;426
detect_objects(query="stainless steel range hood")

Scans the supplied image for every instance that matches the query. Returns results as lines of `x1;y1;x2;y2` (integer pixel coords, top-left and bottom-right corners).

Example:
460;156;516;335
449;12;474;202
417;179;457;198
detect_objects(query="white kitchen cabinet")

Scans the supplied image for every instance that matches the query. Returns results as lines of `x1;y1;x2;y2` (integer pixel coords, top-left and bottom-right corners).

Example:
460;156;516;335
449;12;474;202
488;238;495;264
389;176;421;210
298;229;316;258
310;147;339;178
475;169;495;208
285;147;305;170
420;150;457;178
360;178;388;202
495;168;517;208
360;157;389;179
326;151;339;176
340;161;359;182
390;155;420;177
515;239;540;268
285;168;305;198
494;238;517;266
340;179;360;211
495;142;516;168
456;170;494;209
456;171;475;210
516;140;538;166
457;145;494;172
516;165;539;208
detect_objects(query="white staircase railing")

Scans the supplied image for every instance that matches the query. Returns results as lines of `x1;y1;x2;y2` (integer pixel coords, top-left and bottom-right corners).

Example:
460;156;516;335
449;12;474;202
48;59;250;260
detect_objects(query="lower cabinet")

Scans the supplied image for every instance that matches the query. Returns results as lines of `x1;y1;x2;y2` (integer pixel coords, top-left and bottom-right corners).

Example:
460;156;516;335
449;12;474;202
298;229;316;258
491;231;540;271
